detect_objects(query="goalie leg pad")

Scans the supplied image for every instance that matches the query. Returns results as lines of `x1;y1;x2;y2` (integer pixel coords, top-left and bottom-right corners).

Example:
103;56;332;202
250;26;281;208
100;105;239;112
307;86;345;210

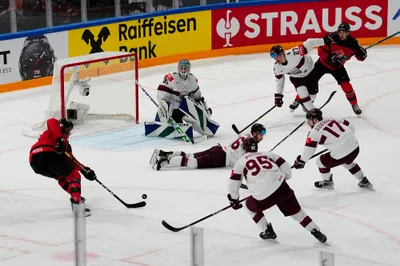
144;121;193;140
179;97;219;136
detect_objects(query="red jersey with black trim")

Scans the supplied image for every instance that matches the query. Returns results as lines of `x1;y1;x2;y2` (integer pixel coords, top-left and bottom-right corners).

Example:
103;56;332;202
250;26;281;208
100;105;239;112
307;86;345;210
29;118;70;162
318;33;365;70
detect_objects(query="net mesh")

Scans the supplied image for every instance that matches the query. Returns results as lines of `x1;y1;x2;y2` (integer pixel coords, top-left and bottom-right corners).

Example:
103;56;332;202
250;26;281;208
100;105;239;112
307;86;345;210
24;52;138;137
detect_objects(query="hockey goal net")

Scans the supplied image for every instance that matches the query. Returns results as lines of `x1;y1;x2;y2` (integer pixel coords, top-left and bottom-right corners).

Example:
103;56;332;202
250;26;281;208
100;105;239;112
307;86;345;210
23;52;139;137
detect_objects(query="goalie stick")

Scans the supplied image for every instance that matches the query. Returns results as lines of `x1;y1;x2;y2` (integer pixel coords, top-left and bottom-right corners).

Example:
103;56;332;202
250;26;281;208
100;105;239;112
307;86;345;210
269;90;337;152
65;152;146;209
136;81;207;145
232;105;276;134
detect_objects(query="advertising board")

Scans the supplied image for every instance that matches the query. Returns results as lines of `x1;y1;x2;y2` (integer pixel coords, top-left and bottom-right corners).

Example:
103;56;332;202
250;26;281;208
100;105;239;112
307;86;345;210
0;32;68;85
68;11;211;60
211;0;388;49
388;0;400;36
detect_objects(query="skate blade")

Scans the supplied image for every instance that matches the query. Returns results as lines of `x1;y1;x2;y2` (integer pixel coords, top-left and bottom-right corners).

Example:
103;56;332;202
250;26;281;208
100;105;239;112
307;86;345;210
149;149;160;165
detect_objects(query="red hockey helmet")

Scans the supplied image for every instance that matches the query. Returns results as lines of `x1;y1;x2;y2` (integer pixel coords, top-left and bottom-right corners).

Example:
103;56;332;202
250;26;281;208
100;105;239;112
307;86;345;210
243;137;258;153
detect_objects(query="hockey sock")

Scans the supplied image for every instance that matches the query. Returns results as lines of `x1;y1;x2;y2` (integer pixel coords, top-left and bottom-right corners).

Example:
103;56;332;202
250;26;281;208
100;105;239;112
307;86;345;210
343;162;364;181
65;170;82;202
169;154;198;169
316;157;331;181
296;85;314;111
56;176;70;193
245;203;268;232
291;209;319;232
340;81;358;105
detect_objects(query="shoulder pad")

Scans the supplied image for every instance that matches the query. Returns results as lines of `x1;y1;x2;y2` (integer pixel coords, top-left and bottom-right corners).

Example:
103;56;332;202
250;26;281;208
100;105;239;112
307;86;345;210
164;73;174;82
190;73;198;83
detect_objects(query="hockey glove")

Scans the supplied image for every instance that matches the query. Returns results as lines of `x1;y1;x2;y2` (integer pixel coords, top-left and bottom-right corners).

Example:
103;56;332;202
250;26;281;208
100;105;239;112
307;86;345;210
274;93;284;107
293;155;306;169
55;137;66;154
81;167;97;181
356;47;367;61
327;53;345;68
323;34;334;46
227;194;243;210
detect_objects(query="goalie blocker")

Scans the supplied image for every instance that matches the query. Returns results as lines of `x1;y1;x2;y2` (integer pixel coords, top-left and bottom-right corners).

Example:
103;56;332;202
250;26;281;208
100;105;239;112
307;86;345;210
145;96;219;139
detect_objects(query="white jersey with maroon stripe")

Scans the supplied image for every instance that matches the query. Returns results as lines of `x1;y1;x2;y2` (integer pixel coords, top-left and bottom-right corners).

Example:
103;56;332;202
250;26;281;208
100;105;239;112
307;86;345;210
301;118;359;162
223;134;251;167
157;72;201;109
273;38;324;94
228;151;292;201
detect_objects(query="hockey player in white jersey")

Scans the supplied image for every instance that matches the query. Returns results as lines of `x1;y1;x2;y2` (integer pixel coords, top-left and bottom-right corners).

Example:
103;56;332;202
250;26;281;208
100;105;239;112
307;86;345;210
271;38;324;112
293;108;372;189
144;59;219;140
227;137;327;242
150;124;266;170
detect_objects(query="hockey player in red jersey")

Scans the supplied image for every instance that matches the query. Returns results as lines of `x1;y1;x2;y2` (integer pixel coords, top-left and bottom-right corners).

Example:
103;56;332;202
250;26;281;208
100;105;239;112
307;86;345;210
29;118;97;216
227;137;327;243
293;108;372;189
150;123;266;170
289;22;367;115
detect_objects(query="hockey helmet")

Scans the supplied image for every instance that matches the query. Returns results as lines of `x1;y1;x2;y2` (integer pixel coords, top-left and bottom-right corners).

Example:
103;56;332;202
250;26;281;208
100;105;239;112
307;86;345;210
338;22;350;33
306;108;323;121
270;45;284;59
59;118;74;135
243;137;258;153
177;59;191;80
251;123;266;137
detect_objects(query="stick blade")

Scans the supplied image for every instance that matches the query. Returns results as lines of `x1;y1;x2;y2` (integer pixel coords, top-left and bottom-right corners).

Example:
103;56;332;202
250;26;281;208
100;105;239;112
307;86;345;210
161;220;185;232
231;124;240;134
125;201;147;208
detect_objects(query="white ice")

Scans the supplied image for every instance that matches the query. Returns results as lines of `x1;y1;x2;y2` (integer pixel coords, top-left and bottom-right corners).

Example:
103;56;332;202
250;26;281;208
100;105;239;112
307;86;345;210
1;46;400;266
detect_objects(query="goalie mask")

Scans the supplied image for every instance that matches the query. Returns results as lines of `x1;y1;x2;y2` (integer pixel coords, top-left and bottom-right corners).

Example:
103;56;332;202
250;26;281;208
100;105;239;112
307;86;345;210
177;59;191;80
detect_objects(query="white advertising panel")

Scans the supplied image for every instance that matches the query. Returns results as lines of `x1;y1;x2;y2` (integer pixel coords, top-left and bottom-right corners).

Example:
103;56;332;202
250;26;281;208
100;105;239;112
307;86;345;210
0;31;68;84
388;0;400;36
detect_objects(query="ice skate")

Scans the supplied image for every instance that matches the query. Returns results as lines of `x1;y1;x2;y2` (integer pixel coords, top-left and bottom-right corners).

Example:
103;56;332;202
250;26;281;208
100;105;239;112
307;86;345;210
71;197;91;217
259;223;277;240
150;149;173;165
311;228;327;243
358;176;373;189
289;100;299;112
154;156;169;171
352;104;362;116
314;175;334;189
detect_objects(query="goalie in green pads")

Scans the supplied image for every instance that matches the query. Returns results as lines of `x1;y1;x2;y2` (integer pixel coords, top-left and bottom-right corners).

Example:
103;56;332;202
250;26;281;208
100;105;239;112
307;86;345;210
144;59;219;140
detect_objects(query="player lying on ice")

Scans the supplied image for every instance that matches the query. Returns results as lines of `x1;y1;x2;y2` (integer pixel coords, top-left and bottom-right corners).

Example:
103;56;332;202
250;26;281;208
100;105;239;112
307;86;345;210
149;123;266;170
227;136;327;242
144;59;219;140
293;108;372;189
29;118;97;216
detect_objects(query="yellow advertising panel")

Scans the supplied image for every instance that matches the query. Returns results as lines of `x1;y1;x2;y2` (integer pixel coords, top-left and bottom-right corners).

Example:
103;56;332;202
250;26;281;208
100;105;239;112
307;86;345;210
68;11;211;60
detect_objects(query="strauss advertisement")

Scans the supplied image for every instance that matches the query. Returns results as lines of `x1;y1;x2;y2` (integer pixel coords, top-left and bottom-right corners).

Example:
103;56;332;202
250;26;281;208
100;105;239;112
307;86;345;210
212;0;388;49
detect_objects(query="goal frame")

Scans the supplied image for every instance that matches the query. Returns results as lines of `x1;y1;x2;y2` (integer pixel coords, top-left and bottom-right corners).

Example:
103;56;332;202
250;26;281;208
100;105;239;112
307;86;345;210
59;53;139;123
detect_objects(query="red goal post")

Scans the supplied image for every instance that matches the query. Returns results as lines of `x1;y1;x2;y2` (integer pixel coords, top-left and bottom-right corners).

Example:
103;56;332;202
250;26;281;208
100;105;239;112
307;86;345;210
23;52;139;137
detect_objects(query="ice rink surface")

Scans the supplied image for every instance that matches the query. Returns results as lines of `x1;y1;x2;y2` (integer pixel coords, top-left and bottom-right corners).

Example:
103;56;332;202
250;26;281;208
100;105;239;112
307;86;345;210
1;46;400;265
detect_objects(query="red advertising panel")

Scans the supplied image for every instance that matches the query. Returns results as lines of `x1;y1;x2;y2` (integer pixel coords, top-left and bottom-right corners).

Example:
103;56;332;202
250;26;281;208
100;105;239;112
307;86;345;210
212;0;388;49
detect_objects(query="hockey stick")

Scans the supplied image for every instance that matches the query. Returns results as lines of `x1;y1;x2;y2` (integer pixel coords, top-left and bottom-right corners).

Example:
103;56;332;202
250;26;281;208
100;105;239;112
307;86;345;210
232;105;276;135
161;150;330;231
65;152;146;208
161;196;250;232
136;81;195;144
364;31;400;50
239;149;328;190
269;90;337;152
